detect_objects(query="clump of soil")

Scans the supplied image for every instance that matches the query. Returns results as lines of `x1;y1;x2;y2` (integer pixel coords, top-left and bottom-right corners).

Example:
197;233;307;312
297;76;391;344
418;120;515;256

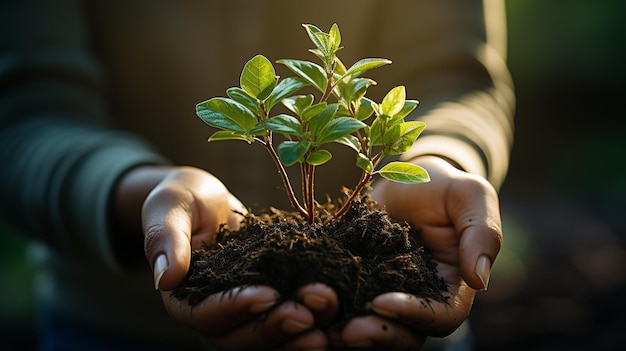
173;198;449;324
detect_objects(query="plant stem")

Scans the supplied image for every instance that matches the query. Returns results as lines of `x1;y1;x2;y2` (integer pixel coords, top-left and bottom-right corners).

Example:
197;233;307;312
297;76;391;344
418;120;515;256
299;161;316;224
334;152;382;219
258;134;308;218
306;163;316;223
334;171;373;219
300;162;308;213
320;71;335;103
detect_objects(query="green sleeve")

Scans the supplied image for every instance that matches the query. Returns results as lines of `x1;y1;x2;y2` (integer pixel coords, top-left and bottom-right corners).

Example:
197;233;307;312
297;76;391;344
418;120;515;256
0;0;168;269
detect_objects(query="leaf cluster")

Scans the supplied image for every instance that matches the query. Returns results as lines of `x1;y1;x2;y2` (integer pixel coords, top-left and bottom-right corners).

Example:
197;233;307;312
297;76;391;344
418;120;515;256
196;24;429;222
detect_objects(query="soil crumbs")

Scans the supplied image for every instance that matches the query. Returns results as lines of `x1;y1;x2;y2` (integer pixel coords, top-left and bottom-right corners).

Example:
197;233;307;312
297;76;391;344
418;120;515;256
173;198;449;324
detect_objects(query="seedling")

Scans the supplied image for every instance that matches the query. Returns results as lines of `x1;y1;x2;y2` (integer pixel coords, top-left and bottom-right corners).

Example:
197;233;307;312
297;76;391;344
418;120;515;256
196;23;430;223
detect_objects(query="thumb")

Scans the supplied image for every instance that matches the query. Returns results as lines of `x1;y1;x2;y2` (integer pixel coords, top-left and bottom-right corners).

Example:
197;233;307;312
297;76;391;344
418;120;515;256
142;183;195;291
449;174;503;290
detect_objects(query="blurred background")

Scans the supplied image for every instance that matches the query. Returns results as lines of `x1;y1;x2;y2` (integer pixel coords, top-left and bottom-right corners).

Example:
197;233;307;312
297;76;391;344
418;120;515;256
470;0;626;350
1;0;624;349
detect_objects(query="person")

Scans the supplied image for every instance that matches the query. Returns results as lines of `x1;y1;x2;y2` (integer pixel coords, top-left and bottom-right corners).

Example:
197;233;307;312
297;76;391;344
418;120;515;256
0;0;514;350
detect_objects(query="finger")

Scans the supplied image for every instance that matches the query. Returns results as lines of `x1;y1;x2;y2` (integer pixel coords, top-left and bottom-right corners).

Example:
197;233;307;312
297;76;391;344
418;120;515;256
206;300;316;350
296;283;339;328
275;329;328;351
162;285;280;334
448;175;503;290
369;283;475;338
338;315;426;350
143;182;195;290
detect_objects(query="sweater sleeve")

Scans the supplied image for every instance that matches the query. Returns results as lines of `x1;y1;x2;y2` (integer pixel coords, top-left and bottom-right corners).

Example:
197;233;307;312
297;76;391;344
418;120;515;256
406;0;514;190
0;0;169;269
418;0;515;190
368;0;515;190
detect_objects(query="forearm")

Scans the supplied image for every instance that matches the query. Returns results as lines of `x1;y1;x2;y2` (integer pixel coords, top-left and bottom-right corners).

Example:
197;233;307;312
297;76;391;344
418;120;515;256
372;0;515;190
414;0;515;190
0;0;170;269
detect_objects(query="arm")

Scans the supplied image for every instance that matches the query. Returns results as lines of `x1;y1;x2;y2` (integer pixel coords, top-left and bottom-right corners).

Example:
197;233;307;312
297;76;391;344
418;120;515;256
0;0;169;269
370;0;515;190
332;0;513;349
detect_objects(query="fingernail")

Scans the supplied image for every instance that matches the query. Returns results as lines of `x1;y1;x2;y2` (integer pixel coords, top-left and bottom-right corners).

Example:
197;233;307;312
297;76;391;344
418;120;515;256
303;294;329;311
153;254;168;290
283;318;312;334
249;300;277;313
474;255;492;290
370;305;399;319
347;340;373;348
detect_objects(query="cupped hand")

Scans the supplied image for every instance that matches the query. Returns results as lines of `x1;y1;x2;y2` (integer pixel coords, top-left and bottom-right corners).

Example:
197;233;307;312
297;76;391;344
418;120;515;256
332;155;502;349
140;166;339;350
142;166;246;290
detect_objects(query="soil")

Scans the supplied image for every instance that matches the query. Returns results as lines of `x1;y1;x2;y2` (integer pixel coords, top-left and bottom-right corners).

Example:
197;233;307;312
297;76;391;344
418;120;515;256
172;197;449;325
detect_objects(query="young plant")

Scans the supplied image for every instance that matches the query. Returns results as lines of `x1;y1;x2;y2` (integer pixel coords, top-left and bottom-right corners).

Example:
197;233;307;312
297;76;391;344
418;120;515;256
196;23;430;223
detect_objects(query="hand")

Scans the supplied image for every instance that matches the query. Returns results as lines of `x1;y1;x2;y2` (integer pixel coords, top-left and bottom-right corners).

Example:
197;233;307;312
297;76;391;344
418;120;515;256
138;166;339;350
331;156;502;349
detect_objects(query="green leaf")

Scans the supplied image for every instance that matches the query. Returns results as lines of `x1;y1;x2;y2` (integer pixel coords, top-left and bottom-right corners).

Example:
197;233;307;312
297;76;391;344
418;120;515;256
337;58;392;81
381;86;406;117
369;117;384;146
227;87;261;116
309;103;339;138
369;112;405;146
282;95;314;117
278;141;311;166
328;23;341;53
208;130;254;143
301;102;327;122
383;119;402;142
247;122;269;136
394;100;419;119
333;56;348;76
196;97;258;133
277;59;327;93
335;135;361;152
265;77;309;111
314;32;331;54
356;153;373;173
302;24;327;54
378;162;430;184
338;77;376;108
356;97;375;121
240;55;277;100
262;114;303;136
336;103;351;118
317;117;366;144
308;48;326;63
384;121;426;155
306;149;332;165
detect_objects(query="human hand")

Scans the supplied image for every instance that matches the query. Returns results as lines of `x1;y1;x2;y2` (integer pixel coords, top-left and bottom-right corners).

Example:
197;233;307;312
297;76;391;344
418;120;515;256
331;155;502;349
140;166;339;350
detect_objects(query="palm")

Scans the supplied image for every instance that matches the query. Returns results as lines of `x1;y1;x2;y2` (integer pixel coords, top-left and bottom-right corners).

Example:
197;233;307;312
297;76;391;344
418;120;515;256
364;156;502;341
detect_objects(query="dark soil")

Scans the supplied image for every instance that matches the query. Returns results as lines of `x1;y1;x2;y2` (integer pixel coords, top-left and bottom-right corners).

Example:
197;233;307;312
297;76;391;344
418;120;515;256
173;198;449;325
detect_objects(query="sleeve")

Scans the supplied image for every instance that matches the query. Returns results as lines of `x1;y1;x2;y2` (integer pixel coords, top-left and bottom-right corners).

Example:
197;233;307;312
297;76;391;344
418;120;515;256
371;0;515;190
0;0;169;269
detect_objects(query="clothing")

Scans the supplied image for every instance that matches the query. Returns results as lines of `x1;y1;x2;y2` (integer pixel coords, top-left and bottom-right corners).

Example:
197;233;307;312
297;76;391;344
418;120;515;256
0;0;514;348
